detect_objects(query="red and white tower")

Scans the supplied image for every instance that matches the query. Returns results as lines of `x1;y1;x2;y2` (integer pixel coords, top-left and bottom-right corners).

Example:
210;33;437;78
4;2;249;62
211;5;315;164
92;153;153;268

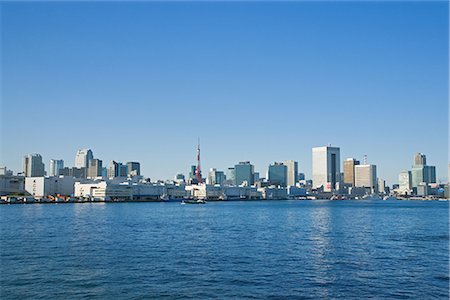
195;138;203;183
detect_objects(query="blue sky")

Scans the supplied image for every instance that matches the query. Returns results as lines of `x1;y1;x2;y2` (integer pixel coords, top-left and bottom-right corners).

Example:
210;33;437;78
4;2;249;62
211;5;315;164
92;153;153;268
1;1;448;184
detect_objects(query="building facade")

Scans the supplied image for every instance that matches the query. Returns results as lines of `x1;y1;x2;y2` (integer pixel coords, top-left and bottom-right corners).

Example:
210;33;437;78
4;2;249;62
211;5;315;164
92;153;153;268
49;159;64;177
87;159;103;178
127;162;141;176
343;158;360;186
268;162;288;187
354;164;377;193
23;154;45;177
234;162;254;186
312;146;340;191
75;149;93;169
284;160;298;186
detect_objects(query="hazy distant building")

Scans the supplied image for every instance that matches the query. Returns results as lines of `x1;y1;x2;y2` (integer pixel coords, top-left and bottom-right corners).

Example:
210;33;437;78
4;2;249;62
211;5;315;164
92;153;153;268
234;161;254;186
284;160;298;186
207;168;226;185
343;158;360;186
312;146;340;191
355;164;377;193
378;178;386;194
268;162;287;187
49;159;64;177
23;154;45;177
189;166;197;180
108;161;127;178
226;167;235;185
414;153;427;166
0;167;13;176
87;159;102;178
75;149;93;169
59;167;85;179
127;162;141;176
399;170;412;194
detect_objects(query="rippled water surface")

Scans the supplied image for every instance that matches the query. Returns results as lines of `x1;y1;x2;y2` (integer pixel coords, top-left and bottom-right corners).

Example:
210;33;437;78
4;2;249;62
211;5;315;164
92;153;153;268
1;200;448;299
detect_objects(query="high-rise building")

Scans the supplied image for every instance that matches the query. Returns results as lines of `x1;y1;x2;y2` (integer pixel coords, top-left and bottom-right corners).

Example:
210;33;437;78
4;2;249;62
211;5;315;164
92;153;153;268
107;161;127;178
234;161;254;186
343;158;360;186
75;149;93;169
284;160;298;186
207;168;226;185
127;162;140;176
268;162;288;187
312;146;340;191
49;159;64;177
355;164;377;193
23;154;45;177
87;159;102;178
399;170;412;194
378;178;386;194
189;166;197;180
414;153;427;166
226;167;235;185
59;167;85;179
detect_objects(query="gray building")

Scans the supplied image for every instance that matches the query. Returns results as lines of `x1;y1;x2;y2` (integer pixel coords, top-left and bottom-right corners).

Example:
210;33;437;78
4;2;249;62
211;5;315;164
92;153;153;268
23;154;45;177
207;168;226;185
234;161;254;186
108;161;127;178
268;162;288;187
75;149;93;169
49;159;64;177
127;162;141;176
59;167;86;179
284;160;298;186
87;159;102;178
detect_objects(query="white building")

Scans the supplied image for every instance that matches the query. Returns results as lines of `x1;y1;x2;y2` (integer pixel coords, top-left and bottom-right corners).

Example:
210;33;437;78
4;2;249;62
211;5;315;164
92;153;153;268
398;170;412;195
75;149;93;169
25;176;75;198
355;164;377;193
312;146;340;191
23;154;45;177
49;159;64;176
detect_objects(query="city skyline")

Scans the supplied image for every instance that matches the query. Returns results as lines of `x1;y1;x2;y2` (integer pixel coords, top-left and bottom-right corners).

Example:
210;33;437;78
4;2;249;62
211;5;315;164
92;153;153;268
1;1;448;184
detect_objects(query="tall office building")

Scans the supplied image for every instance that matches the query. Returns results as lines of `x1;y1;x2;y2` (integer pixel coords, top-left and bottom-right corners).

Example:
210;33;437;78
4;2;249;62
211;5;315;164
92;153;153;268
87;159;102;178
284;160;298;186
234;161;254;186
75;149;93;169
378;178;386;194
207;168;226;185
268;162;288;187
355;164;377;193
399;170;412;194
127;162;140;176
189;166;197;180
107;161;127;178
414;153;427;166
411;153;436;188
49;159;64;177
23;154;45;177
312;146;340;191
343;158;360;186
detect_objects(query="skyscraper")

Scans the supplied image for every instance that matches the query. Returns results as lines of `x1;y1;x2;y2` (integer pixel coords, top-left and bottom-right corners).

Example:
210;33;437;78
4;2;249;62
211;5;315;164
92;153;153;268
127;162;140;176
23;154;45;177
312;146;340;191
268;162;288;187
414;153;427;166
284;160;298;186
87;159;102;178
399;170;412;194
49;159;64;177
234;161;254;186
207;168;226;185
75;149;93;169
354;164;377;193
343;158;360;186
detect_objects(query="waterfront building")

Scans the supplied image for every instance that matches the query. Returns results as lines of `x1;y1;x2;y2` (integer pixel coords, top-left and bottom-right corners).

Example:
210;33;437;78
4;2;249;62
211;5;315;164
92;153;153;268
49;159;64;177
378;178;386;194
87;159;102;178
207;168;226;185
343;158;360;186
234;161;255;186
127;162;141;176
355;164;377;193
312;146;340;191
410;153;436;188
24;176;75;198
398;170;412;195
268;162;288;187
284;160;298;186
0;175;25;196
75;149;93;169
22;154;45;177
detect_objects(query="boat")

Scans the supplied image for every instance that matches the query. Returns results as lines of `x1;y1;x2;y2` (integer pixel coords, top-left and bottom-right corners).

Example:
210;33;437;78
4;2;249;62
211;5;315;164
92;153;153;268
181;199;207;205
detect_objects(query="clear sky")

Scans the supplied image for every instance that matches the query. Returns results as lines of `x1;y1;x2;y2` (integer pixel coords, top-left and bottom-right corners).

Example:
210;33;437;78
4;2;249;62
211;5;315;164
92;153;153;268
1;1;448;185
